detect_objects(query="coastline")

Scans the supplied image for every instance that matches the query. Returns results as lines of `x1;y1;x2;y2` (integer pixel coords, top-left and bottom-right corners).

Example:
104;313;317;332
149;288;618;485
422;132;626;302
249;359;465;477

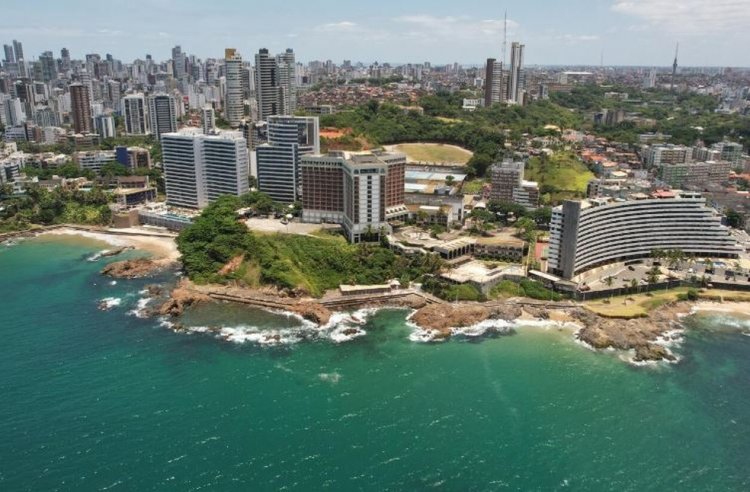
18;230;750;364
38;226;181;262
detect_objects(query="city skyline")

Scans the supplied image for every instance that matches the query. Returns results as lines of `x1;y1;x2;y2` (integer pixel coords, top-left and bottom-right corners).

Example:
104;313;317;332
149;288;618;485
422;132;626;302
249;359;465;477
2;0;749;67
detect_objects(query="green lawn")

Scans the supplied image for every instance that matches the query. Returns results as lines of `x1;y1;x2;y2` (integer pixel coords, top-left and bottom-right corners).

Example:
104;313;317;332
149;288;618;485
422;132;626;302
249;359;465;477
394;143;473;164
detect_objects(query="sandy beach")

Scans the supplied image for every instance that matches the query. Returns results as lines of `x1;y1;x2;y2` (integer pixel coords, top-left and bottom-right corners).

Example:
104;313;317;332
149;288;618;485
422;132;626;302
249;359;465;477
40;227;181;262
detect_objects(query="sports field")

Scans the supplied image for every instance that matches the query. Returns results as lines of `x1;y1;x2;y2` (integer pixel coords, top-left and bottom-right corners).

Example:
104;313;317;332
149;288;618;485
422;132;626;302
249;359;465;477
392;143;473;165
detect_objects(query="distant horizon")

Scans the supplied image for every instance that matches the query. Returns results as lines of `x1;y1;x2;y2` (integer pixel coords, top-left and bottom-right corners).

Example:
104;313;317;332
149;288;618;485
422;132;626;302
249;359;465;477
3;0;750;67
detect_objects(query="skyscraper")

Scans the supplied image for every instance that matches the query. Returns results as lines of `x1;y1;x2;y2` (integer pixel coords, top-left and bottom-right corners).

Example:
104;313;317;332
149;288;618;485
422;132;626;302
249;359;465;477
162;129;249;209
223;48;244;127
172;45;186;80
3;44;14;64
148;93;177;141
61;48;70;71
256;115;319;203
255;48;281;121
484;58;506;107
508;42;525;104
122;93;148;135
12;40;24;61
69;83;92;134
39;51;57;82
276;49;296;114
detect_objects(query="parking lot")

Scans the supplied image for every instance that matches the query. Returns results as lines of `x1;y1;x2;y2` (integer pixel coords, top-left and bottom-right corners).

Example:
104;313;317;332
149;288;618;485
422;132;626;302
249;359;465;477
581;257;750;292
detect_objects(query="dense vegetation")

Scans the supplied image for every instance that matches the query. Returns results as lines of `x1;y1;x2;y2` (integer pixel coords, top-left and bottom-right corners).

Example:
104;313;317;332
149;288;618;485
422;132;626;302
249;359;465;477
318;92;585;177
552;85;750;148
0;185;112;232
490;279;562;301
176;195;443;297
525;152;595;202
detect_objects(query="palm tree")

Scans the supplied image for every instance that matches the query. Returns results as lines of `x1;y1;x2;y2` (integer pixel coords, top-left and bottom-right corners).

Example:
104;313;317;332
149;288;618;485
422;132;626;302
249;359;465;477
630;278;639;293
605;276;614;288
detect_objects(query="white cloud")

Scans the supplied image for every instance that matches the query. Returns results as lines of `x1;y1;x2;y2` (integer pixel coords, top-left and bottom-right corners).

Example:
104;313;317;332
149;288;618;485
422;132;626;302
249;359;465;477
394;14;519;42
314;21;358;33
612;0;750;34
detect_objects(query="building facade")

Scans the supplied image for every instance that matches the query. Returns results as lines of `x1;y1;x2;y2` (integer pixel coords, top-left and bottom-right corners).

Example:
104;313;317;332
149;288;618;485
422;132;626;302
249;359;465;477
548;192;741;280
69;83;92;134
301;151;407;243
148;93;177;141
162;129;248;209
256;115;319;203
122;93;148;135
223;49;244;127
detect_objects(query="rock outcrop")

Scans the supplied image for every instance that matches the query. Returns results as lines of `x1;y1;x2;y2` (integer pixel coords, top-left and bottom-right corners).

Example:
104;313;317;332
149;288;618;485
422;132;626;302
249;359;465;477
289;302;332;325
101;258;162;279
572;304;689;363
159;284;213;317
410;303;523;338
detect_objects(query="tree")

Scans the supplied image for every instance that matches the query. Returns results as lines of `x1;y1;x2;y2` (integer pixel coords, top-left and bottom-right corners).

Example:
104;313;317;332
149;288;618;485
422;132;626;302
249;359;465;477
726;209;745;229
605;276;614;288
445;175;455;187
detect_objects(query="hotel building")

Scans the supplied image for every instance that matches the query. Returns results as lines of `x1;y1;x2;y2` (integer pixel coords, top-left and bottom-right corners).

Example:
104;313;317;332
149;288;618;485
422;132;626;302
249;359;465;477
548;191;741;280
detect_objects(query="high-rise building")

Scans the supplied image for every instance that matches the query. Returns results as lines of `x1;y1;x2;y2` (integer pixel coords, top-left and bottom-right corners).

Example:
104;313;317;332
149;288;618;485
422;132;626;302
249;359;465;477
172;45;186;80
276;49;296;114
69;83;92;134
39;51;57;82
490;160;539;209
147;93;177;141
12;40;24;62
33;106;58;127
223;48;244;127
256;115;319;203
201;106;215;135
162;129;249;209
255;48;280;121
122;93;148;135
3;44;14;64
483;58;505;107
94;114;116;139
508;42;525;104
548;191;741;280
61;48;71;71
301;151;407;243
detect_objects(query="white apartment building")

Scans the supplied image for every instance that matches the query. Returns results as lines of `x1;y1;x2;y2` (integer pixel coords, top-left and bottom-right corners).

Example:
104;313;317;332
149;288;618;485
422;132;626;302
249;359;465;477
162;129;249;209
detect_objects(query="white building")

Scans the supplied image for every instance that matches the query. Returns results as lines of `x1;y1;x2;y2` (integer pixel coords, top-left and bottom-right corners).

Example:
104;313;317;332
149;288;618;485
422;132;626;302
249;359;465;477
122;93;148;135
223;49;244;127
548;191;742;280
75;150;116;174
161;129;249;209
93;114;116;139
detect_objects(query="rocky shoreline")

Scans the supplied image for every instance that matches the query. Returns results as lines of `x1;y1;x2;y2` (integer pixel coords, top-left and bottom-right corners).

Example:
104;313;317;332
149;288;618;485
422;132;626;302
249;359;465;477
128;276;700;363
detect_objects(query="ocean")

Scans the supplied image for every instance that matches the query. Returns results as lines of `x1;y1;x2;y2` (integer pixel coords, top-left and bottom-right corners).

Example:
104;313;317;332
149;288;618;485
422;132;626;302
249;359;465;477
1;236;750;491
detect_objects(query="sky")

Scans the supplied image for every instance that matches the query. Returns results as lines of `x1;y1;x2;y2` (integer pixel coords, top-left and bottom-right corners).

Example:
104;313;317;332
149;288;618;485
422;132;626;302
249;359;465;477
2;0;749;67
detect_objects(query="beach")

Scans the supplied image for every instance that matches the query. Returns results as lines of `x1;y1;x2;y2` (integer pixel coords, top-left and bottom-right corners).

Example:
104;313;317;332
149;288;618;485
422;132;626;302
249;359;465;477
39;226;181;262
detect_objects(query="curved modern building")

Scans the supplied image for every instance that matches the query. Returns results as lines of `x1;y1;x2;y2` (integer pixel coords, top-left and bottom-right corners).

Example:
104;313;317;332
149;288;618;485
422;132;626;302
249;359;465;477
548;191;741;280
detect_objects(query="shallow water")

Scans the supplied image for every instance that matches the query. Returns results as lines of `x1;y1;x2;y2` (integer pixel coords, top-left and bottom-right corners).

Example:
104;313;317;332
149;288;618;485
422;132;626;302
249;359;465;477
1;238;750;490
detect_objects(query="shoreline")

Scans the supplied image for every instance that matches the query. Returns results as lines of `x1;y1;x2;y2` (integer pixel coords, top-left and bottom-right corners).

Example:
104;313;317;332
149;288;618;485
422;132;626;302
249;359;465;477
37;226;181;262
15;230;750;363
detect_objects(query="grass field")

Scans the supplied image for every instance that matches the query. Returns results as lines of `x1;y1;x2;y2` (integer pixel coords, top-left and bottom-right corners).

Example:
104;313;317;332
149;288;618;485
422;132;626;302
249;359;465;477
393;143;473;164
585;288;750;318
461;179;488;195
585;289;690;318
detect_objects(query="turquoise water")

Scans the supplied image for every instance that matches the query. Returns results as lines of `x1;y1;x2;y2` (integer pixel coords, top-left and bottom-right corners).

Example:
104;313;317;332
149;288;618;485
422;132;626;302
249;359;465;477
2;237;750;491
